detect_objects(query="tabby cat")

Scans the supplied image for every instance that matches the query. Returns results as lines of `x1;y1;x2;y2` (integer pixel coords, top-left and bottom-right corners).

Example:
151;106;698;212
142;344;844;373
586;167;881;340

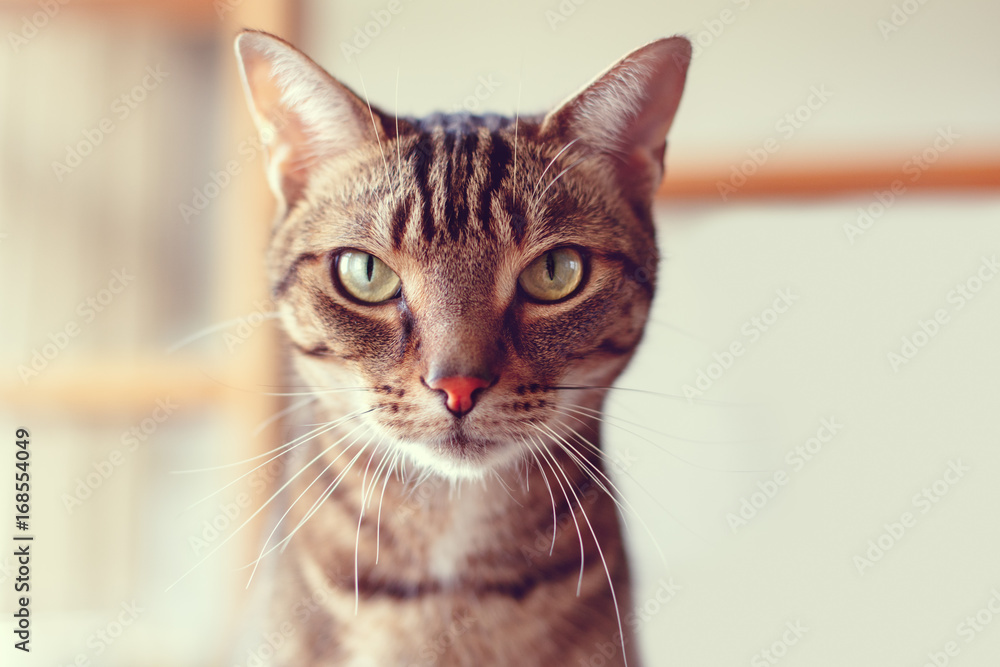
233;29;690;666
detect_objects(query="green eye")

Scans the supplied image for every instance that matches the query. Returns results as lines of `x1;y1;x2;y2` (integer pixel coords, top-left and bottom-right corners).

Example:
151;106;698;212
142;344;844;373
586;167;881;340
336;250;401;303
519;248;584;302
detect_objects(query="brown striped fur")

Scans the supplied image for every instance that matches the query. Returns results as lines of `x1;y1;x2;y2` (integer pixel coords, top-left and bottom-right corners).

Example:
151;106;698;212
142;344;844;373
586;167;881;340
234;30;690;666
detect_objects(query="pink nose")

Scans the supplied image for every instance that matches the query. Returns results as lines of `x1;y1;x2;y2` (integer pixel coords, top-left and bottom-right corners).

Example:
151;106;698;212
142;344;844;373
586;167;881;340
425;375;490;415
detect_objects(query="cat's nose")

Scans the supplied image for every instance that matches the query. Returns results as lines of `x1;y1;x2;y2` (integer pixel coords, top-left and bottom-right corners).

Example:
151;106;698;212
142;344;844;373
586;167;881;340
425;375;491;416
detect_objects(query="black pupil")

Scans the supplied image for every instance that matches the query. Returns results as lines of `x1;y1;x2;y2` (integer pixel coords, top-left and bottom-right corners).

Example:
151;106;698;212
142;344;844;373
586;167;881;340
366;254;374;282
545;252;556;281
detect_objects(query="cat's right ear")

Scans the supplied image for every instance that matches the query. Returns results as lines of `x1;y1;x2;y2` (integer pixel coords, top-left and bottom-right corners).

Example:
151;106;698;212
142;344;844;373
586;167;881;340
234;30;387;213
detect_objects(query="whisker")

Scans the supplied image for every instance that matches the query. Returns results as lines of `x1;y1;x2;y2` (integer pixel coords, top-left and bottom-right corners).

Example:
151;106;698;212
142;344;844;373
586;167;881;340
528;431;586;595
536;421;631;526
276;439;375;556
490;468;523;507
251;396;317;438
164;312;279;354
570;403;758;446
523;437;558;556
375;450;401;564
394;65;403;196
532;137;581;195
173;408;370;478
244;423;372;587
546;406;714;552
355;64;394;191
512;73;521;205
539;419;684;566
536;155;589;204
165;413;378;592
259;387;374;397
552;384;754;408
557;404;766;473
534;435;630;667
354;438;387;614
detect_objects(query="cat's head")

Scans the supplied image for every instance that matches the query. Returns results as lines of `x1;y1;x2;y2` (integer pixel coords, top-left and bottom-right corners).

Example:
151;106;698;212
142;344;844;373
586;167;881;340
235;31;690;479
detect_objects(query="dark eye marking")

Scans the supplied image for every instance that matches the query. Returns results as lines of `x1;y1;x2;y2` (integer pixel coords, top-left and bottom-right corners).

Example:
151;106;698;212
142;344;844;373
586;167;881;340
273;252;322;298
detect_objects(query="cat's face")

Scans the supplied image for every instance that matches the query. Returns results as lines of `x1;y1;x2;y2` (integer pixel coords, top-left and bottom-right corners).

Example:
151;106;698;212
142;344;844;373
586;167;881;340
236;32;690;478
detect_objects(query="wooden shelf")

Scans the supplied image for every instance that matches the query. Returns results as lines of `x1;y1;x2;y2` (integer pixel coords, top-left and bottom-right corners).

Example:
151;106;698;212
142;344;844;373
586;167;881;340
0;357;227;415
659;158;1000;200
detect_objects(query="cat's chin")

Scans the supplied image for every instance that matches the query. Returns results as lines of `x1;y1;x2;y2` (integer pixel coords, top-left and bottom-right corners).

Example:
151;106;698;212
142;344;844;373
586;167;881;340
390;432;524;480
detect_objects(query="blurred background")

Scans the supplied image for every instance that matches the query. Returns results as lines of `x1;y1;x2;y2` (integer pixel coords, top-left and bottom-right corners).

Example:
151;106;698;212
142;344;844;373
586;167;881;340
1;0;998;665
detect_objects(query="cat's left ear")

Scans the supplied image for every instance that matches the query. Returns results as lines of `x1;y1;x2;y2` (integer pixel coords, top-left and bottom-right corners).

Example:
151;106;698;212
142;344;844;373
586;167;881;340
234;30;388;213
541;37;691;205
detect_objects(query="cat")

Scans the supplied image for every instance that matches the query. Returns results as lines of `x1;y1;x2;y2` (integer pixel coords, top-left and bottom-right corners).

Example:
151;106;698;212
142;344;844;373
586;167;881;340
233;28;690;666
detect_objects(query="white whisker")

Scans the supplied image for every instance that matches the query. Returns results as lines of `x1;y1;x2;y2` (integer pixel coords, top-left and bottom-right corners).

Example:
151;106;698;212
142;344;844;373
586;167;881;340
355;65;394;192
252;396;317;438
165;312;279;354
354;439;383;614
394;65;403;196
173;408;369;479
523;437;558;556
534;432;630;667
512;74;522;205
533;137;580;195
528;431;586;595
375;450;400;564
165;415;376;593
244;423;372;587
536;155;588;204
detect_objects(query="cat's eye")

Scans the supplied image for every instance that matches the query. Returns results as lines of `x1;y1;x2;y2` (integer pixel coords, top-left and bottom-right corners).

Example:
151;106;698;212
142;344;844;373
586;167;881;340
518;248;585;302
335;250;401;303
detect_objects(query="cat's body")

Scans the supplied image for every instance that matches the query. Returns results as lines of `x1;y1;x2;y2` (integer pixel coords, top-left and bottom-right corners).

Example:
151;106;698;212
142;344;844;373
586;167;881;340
234;31;690;666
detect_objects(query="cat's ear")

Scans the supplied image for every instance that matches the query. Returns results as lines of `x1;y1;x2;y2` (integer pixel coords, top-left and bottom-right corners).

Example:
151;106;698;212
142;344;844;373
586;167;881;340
234;30;387;212
541;37;691;206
